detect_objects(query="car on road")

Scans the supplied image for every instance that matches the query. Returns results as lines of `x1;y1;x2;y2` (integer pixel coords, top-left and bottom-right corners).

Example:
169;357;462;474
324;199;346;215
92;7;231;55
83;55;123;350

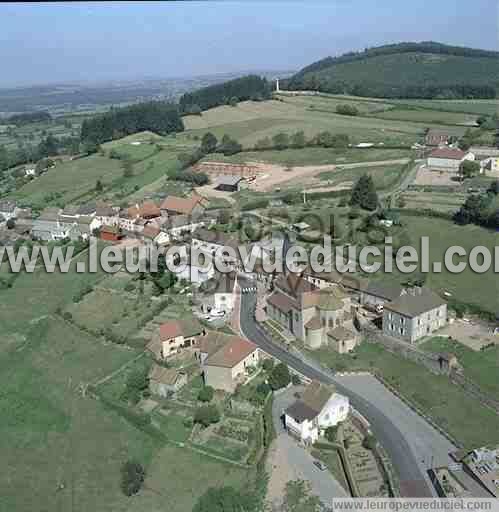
313;459;327;471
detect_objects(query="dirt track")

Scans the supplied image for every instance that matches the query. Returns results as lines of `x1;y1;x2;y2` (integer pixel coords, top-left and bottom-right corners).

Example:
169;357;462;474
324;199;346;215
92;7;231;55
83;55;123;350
247;158;410;191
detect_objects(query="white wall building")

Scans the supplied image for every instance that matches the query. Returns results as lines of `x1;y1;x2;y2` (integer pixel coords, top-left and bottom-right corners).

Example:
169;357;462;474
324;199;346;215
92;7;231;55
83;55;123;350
285;382;349;444
427;147;475;172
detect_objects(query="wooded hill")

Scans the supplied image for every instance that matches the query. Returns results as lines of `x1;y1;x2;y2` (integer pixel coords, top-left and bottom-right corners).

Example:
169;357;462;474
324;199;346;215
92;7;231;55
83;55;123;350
285;42;499;99
179;74;272;112
80;101;184;145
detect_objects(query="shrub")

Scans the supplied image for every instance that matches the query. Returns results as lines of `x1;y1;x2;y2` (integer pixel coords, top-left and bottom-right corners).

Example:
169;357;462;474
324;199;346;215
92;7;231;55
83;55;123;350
198;386;214;403
363;434;377;451
194;405;220;427
262;359;274;372
291;374;301;386
268;362;291;390
336;104;359;116
325;426;338;443
120;460;145;497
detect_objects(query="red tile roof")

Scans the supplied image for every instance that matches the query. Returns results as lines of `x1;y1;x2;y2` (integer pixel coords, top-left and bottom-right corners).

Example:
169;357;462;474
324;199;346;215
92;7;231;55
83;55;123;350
159;320;183;341
143;225;161;239
204;336;257;368
161;195;203;215
429;147;467;160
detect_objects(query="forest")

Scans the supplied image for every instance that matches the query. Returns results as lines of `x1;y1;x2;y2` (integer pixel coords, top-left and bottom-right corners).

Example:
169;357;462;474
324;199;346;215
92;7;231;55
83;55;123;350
179;75;272;112
286;42;499;99
80;101;184;145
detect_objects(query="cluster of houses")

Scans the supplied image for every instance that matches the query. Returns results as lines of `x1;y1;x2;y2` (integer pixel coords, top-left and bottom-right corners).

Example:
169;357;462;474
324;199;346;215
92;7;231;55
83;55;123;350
146;317;260;394
265;268;447;349
0;193;213;248
144;314;351;446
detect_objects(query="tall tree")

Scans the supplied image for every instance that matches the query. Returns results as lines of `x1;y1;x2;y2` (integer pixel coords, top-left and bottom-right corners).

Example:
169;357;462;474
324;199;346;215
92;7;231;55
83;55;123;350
350;174;378;211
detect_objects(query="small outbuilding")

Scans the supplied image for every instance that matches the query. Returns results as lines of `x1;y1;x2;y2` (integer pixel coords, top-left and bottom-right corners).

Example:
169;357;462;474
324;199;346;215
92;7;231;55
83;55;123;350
214;175;243;192
148;364;187;397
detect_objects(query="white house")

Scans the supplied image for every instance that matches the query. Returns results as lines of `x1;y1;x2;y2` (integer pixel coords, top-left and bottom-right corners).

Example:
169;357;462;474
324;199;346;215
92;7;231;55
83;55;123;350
427;147;475;172
285;381;349;445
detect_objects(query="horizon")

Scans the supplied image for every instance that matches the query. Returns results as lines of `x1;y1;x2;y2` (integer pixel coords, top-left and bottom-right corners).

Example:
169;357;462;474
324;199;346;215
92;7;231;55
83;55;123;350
1;0;498;88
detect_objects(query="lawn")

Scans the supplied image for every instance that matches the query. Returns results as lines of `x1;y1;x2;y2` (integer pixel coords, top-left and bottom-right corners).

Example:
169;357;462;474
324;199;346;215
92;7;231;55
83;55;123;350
318;163;408;190
400;191;466;213
0;316;157;512
127;445;252;512
312;343;499;450
420;336;499;397
397;215;499;315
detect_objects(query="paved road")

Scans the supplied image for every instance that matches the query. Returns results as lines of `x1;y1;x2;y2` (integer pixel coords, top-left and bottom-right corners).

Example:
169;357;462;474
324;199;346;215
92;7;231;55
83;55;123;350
238;287;457;498
270;386;348;505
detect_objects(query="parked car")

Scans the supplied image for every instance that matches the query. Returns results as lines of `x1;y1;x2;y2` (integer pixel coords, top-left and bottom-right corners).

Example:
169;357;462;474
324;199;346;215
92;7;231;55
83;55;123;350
313;460;327;471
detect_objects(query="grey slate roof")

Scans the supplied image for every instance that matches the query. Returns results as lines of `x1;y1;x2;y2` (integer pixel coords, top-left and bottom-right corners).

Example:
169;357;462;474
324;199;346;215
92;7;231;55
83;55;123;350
365;281;405;301
384;288;446;318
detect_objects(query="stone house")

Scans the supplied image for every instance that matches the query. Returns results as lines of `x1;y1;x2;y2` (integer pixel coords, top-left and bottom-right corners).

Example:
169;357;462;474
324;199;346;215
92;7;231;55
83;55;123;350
201;334;259;393
160;195;206;219
148;364;187;397
427;147;475;173
146;318;205;360
382;287;447;343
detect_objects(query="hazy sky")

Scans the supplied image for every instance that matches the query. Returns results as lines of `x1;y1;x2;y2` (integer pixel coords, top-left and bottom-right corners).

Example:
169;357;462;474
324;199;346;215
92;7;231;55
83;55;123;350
1;0;497;87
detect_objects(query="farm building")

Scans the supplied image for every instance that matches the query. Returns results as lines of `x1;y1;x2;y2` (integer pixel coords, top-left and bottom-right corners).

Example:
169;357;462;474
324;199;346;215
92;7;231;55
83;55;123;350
99;225;123;242
427;147;475;172
214;175;243;192
148;365;187;397
425;129;452;147
194;161;261;178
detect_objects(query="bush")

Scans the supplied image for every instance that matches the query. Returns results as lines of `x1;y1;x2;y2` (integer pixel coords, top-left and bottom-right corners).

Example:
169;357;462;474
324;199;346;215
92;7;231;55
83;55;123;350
291;374;301;386
194;405;220;427
336;104;359;116
262;359;274;372
363;434;377;451
198;386;214;403
120;460;145;497
268;362;291;390
325;426;338;443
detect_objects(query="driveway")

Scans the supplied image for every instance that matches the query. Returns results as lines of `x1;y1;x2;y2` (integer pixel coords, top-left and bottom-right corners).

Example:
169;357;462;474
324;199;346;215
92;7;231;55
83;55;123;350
238;288;457;497
266;386;348;508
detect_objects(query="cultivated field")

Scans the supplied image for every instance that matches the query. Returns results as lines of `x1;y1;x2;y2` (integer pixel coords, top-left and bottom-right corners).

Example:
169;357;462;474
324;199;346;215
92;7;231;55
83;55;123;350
181;97;461;148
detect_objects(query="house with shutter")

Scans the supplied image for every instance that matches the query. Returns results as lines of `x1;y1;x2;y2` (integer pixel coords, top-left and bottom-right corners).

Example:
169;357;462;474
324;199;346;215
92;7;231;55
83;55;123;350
383;287;447;343
427;147;475;173
197;332;259;392
284;381;349;445
146;318;205;360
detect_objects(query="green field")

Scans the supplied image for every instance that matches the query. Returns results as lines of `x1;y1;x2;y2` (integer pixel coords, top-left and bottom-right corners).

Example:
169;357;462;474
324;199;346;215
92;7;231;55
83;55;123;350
421;337;499;397
0;245;253;511
202;147;411;167
11;132;196;209
181;98;461;148
371;107;477;126
312;343;499;450
392;99;499;116
318;163;407;190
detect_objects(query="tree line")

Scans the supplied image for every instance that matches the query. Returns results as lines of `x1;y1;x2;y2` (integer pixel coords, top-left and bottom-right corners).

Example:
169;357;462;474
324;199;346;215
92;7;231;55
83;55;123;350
6;111;52;126
80;101;184;146
179;75;272;113
453;180;499;229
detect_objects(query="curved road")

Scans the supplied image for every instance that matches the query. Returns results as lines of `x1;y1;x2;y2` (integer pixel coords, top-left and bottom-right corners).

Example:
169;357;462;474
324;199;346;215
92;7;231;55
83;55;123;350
239;289;456;498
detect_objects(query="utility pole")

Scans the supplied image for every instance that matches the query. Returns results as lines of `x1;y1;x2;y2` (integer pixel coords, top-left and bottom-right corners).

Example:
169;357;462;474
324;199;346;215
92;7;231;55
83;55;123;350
302;190;307;204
